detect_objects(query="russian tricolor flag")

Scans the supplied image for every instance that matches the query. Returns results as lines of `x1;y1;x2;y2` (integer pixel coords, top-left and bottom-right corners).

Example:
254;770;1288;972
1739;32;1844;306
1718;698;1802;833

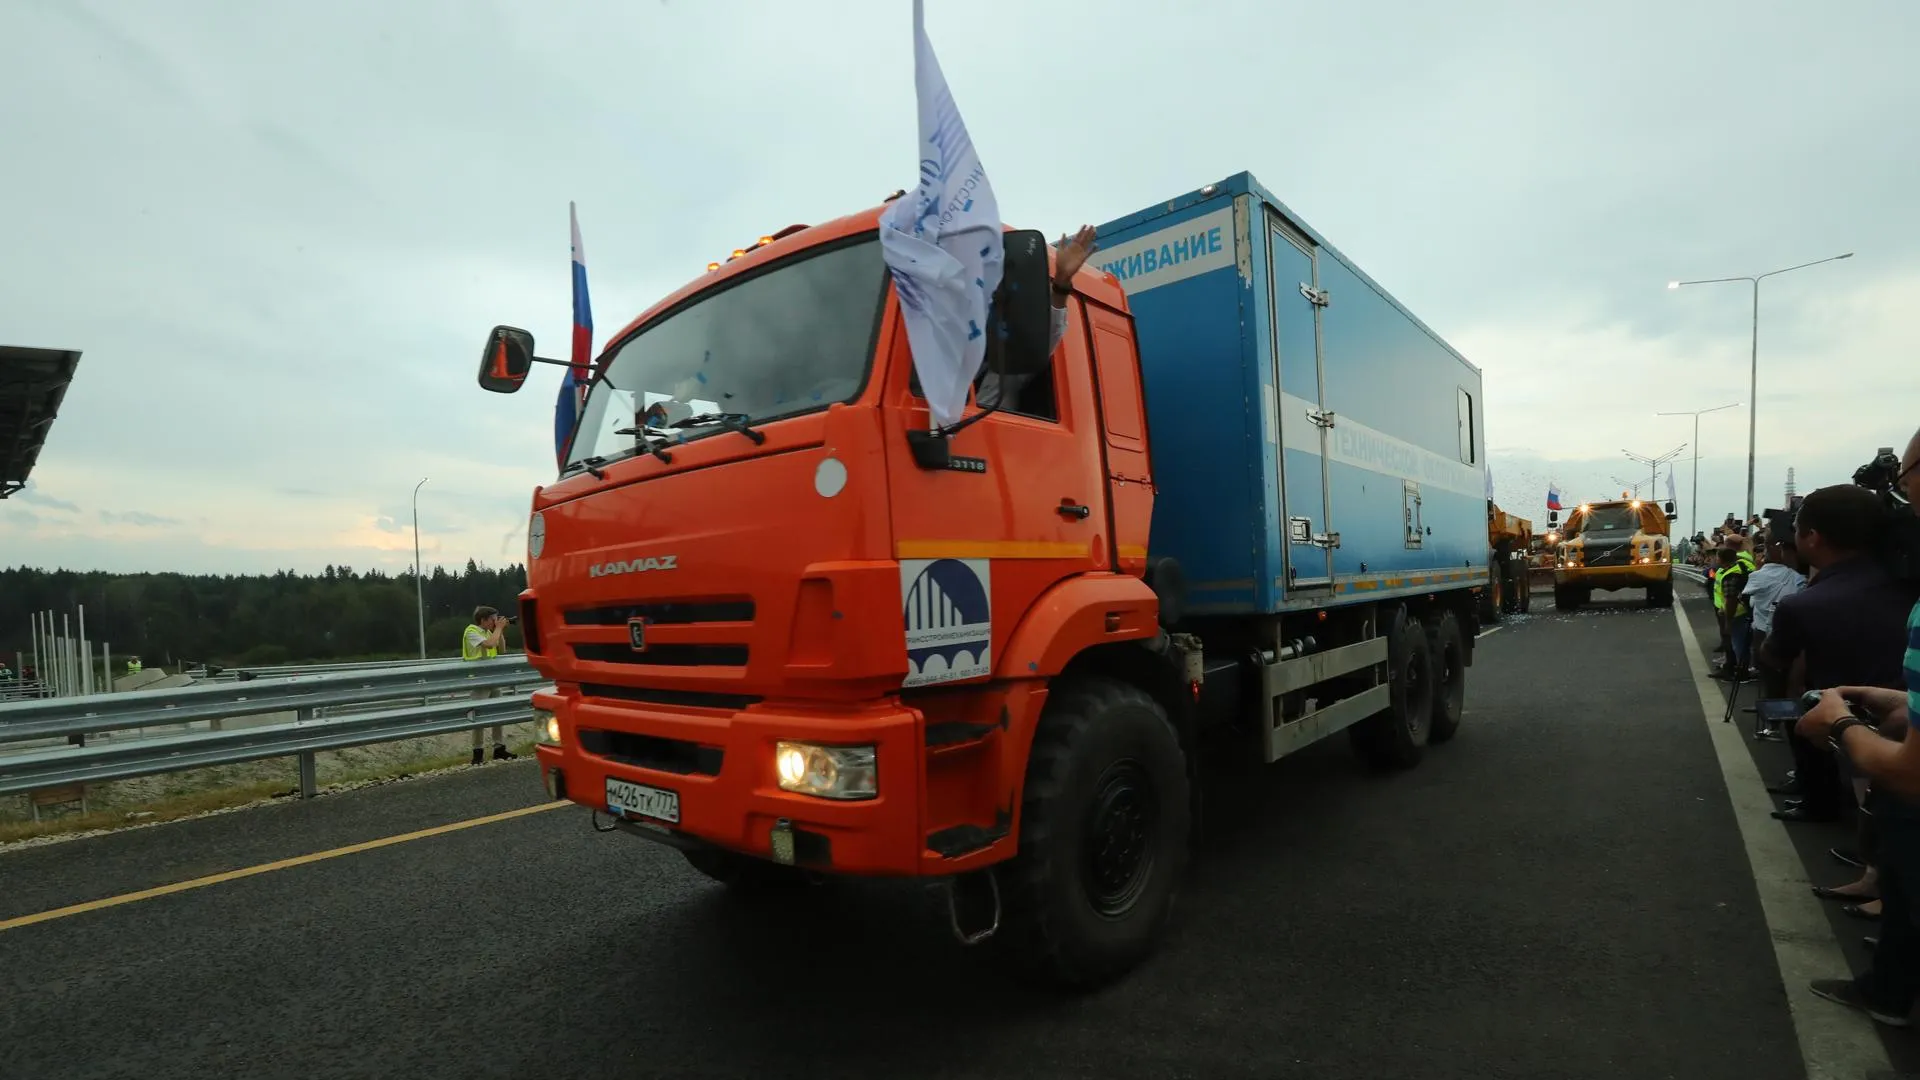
554;201;593;467
1547;484;1563;512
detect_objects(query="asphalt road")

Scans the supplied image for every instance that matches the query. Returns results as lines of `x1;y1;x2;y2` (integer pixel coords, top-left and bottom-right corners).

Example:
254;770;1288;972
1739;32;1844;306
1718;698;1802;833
0;590;1834;1080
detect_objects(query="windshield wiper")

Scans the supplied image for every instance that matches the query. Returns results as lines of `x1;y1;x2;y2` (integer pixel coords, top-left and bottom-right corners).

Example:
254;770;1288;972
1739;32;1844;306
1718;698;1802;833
669;412;766;445
610;426;676;464
576;456;609;480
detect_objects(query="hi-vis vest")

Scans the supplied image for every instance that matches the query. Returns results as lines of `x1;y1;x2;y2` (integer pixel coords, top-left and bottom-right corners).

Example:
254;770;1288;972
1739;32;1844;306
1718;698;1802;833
1714;552;1755;616
461;624;497;661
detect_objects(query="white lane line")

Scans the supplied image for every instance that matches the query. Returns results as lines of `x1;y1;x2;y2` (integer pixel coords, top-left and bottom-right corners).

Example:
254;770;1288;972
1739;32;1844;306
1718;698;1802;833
1475;625;1504;640
1671;597;1891;1079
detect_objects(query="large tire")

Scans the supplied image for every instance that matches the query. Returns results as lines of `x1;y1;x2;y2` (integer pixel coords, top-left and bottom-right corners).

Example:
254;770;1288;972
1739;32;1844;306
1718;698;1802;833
1553;583;1582;612
995;677;1191;989
1498;561;1521;615
1350;606;1436;770
1517;568;1533;613
682;848;815;892
1426;611;1467;745
1648;579;1674;608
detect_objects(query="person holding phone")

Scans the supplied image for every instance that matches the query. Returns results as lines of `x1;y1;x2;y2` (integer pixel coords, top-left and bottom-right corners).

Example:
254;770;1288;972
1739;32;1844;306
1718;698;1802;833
461;606;516;765
1796;425;1920;1026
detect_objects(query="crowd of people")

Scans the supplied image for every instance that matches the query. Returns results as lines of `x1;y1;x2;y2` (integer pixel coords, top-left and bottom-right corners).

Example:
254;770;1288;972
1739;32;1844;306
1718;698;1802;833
1700;427;1920;1026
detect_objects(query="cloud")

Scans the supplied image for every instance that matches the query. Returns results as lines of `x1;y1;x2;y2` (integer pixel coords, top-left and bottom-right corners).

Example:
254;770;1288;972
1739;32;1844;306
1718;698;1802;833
98;510;183;528
11;484;79;513
1;0;1916;573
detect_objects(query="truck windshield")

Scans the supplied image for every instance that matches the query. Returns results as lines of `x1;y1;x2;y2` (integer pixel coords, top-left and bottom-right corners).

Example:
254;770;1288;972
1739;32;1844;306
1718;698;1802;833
1571;506;1640;534
563;235;887;472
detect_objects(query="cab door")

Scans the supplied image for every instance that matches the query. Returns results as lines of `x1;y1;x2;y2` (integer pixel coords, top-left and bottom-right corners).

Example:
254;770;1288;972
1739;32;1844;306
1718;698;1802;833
879;302;1108;688
1267;217;1333;591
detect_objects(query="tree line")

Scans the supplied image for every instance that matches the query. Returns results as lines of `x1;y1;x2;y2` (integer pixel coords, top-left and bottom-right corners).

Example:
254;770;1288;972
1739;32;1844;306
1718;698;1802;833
0;562;527;670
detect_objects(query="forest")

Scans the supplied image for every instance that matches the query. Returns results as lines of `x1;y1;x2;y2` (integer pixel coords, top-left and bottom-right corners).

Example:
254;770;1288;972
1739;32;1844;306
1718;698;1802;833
1;561;526;670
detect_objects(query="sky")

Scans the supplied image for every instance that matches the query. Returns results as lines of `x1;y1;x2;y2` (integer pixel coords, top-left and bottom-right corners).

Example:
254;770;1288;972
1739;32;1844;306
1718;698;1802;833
2;0;1916;573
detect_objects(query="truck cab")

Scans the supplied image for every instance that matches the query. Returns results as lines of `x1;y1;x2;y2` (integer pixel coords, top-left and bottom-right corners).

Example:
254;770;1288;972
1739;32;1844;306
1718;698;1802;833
483;204;1189;983
1547;497;1676;610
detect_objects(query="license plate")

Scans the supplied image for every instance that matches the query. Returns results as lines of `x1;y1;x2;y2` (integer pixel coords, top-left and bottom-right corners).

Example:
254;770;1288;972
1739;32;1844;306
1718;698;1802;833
605;777;680;824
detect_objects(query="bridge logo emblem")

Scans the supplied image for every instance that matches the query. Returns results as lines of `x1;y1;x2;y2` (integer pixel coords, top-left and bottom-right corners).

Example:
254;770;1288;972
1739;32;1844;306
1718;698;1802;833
900;558;991;687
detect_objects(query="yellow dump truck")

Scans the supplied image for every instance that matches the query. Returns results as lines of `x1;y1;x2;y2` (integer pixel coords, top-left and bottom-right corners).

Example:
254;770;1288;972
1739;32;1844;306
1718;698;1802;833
1483;502;1534;621
1547;497;1676;610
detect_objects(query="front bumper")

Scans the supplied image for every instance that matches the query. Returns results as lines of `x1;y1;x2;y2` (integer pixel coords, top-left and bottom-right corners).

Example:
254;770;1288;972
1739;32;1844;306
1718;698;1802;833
1556;563;1670;590
534;692;929;876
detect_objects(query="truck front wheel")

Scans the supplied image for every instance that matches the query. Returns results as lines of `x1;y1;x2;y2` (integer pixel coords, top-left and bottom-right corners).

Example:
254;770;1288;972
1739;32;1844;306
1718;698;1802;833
996;676;1191;990
1648;580;1674;607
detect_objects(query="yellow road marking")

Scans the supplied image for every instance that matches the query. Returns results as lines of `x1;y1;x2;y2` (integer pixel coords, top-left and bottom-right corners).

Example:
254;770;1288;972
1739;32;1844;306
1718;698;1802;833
0;800;569;933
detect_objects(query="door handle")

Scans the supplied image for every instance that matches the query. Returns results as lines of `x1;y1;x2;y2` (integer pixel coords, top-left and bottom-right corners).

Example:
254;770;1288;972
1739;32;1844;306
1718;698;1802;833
1057;498;1091;521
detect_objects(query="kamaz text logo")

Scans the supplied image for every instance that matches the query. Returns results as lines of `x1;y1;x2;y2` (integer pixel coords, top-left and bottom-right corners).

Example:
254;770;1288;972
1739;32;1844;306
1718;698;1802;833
587;555;679;578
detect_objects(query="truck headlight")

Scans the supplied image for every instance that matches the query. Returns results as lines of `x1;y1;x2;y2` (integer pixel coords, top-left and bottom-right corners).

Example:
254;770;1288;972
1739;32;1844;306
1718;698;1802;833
775;741;877;800
534;709;561;746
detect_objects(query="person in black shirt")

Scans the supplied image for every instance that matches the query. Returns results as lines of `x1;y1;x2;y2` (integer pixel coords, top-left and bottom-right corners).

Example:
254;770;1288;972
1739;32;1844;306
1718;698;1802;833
1764;485;1915;823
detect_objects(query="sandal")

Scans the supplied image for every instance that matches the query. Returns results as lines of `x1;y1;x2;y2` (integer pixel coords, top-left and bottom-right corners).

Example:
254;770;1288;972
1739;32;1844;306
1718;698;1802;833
1813;885;1880;902
1843;903;1883;921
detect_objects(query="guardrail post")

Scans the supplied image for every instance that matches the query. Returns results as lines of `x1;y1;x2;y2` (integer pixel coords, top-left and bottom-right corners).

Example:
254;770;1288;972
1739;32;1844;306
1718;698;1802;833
294;705;317;798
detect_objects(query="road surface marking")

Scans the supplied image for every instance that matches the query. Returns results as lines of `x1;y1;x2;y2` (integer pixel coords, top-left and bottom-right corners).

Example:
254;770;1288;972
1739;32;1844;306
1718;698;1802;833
1671;598;1891;1079
0;800;569;934
1476;625;1504;640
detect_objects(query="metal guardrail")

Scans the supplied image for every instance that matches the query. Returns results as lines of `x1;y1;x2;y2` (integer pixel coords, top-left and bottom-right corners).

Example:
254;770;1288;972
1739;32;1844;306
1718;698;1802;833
0;657;547;801
182;656;463;682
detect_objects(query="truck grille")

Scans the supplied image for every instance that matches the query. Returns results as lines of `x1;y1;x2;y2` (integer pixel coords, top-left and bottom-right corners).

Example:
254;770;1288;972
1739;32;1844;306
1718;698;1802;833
573;642;748;667
1582;543;1632;567
577;727;724;776
563;598;754;626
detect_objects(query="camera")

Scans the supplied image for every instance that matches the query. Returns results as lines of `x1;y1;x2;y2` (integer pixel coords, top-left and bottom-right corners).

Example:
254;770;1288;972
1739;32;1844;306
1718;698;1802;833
1851;446;1920;583
504;615;519;625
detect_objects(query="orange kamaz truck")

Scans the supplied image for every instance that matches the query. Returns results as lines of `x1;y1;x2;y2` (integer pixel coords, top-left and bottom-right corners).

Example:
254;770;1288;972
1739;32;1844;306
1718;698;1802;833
1547;497;1676;610
477;173;1492;987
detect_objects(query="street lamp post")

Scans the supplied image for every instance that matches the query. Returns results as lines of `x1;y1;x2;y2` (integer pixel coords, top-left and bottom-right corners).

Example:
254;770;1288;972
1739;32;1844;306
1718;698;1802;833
1655;403;1739;539
1623;444;1686;509
412;477;430;660
1667;252;1853;521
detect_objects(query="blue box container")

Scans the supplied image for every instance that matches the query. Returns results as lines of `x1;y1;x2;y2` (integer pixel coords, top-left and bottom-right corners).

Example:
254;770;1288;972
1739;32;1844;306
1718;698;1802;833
1093;172;1489;616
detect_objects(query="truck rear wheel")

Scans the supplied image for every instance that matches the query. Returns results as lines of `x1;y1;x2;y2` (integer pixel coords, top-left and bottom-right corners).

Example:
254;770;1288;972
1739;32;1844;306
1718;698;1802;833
681;848;815;892
1425;611;1467;745
1478;558;1503;623
1498;561;1521;615
996;676;1191;990
1350;606;1435;770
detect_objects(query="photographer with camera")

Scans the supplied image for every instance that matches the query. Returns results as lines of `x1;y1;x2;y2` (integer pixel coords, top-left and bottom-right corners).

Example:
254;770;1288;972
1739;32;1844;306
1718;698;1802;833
1763;482;1915;824
1793;427;1920;1026
461;605;518;765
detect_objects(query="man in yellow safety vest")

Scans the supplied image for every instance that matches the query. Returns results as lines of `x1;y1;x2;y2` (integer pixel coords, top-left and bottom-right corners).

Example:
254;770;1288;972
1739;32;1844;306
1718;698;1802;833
461;606;515;765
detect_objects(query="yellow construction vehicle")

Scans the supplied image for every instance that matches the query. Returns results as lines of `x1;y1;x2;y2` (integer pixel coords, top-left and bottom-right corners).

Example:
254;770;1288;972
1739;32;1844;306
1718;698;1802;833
1547;495;1676;610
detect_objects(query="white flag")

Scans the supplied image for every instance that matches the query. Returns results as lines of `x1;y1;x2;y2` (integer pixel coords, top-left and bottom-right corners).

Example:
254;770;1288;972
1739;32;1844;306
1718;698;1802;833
878;0;1005;431
1666;468;1678;506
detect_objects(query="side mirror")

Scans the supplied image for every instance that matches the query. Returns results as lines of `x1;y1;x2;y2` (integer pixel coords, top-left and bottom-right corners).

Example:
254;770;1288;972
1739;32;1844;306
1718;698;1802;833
1664;501;1676;516
478;326;535;394
986;229;1054;379
1548;510;1559;526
